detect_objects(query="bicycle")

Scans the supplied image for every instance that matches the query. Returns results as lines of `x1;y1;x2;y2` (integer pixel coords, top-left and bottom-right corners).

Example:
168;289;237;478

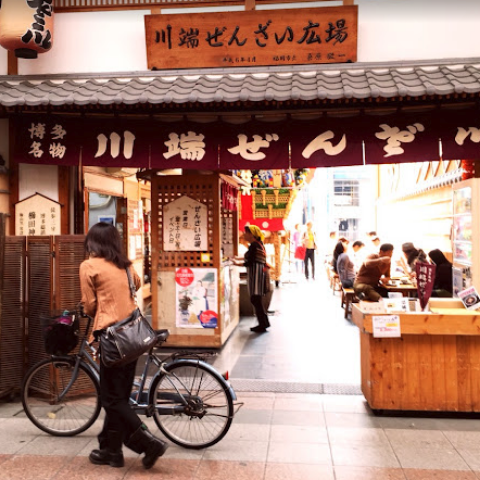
21;307;240;449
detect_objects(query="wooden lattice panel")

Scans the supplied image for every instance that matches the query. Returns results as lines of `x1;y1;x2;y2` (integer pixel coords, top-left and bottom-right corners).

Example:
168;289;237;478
221;209;235;259
54;236;87;312
1;237;26;394
27;237;53;369
153;176;218;269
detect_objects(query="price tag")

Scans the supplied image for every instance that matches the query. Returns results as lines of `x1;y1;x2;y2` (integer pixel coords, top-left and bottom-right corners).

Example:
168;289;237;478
372;315;401;338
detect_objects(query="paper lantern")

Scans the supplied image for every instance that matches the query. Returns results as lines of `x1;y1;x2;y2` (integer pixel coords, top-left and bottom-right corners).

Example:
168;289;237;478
0;0;54;59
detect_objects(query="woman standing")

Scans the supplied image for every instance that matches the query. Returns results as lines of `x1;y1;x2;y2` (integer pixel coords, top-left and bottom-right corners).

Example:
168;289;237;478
80;222;168;469
242;225;270;333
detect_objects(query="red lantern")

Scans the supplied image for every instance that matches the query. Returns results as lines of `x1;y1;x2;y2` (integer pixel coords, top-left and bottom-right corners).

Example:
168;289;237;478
461;159;476;181
0;0;54;59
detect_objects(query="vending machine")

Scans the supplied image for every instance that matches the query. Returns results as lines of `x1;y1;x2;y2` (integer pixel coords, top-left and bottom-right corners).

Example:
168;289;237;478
452;179;480;295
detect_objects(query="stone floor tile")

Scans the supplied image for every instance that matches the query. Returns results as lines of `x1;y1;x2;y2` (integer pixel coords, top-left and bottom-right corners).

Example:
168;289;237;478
273;395;324;412
227;423;270;442
0;454;10;466
196;460;265;480
385;429;452;445
16;433;92;456
235;395;275;411
125;457;199;480
234;408;273;425
334;466;407;480
271;409;325;427
327;426;390;445
324;412;382;429
269;425;328;443
267;442;331;465
162;443;205;460
444;431;480;449
403;469;478;479
331;444;400;468
264;463;334;480
202;440;268;462
392;445;469;471
0;404;24;418
322;395;369;414
53;456;137;480
0;454;71;480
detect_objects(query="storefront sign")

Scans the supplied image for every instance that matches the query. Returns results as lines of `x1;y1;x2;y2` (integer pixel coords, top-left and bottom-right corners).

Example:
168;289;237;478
175;268;218;329
145;6;357;70
163;196;208;251
14;109;480;169
15;193;61;236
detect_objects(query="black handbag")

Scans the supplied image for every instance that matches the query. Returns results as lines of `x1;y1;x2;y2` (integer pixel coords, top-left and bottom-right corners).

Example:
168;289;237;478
99;268;157;368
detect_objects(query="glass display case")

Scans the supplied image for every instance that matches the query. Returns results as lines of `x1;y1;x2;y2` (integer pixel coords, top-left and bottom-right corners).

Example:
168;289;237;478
453;181;480;294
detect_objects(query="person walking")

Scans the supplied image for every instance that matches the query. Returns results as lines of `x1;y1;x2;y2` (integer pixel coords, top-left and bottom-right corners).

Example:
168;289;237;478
80;222;168;469
302;221;317;280
241;225;271;333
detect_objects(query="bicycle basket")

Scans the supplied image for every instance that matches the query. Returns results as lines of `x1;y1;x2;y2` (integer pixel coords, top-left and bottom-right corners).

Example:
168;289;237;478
42;312;79;356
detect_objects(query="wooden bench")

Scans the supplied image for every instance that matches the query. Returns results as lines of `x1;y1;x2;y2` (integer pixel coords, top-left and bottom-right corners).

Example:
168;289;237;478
341;287;357;319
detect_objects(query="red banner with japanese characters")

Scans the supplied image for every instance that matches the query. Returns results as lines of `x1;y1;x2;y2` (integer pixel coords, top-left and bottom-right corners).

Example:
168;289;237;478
416;262;436;310
13;108;480;169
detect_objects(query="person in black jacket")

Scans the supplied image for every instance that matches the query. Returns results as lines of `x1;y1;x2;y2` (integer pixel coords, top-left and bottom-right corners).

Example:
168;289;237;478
428;249;453;297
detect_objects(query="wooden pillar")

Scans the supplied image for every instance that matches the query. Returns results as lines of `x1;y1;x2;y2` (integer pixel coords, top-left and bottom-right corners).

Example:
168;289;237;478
7;51;18;76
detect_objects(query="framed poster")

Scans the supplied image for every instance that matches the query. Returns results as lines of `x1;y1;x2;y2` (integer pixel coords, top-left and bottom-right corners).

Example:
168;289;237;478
175;268;218;329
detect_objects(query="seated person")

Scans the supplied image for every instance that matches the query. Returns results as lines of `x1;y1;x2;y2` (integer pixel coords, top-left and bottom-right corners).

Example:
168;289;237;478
331;240;345;274
428;249;453;297
354;243;394;302
337;241;364;288
400;242;428;278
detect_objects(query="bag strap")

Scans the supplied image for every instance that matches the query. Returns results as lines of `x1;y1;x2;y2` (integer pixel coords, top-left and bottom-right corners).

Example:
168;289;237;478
125;268;138;306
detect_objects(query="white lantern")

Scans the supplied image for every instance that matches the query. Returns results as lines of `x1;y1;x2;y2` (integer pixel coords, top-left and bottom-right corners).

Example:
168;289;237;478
0;0;54;59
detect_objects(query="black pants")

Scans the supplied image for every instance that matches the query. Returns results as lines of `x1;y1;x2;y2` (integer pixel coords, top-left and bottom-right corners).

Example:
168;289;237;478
250;295;270;329
304;249;315;279
98;358;142;450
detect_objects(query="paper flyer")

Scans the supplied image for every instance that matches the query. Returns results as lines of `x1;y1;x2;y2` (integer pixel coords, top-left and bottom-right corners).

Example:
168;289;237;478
372;315;401;338
458;286;480;311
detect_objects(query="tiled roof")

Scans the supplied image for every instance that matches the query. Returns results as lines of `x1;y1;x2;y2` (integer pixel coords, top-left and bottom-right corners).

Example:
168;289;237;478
1;59;480;107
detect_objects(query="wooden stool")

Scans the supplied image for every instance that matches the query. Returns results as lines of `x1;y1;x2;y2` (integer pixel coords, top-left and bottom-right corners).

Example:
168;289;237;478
342;287;356;319
331;273;341;293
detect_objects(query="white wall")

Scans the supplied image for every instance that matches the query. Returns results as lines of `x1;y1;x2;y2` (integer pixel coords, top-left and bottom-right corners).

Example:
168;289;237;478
9;0;480;75
19;164;58;202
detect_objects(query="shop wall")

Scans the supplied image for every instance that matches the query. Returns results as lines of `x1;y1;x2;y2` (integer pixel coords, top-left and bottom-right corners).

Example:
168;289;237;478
13;0;480;76
376;163;453;257
18;164;59;203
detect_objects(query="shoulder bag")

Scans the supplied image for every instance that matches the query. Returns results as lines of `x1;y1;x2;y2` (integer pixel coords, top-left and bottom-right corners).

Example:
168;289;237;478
99;268;157;368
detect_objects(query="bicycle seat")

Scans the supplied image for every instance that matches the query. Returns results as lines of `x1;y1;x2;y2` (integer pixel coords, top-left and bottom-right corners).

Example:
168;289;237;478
155;329;169;343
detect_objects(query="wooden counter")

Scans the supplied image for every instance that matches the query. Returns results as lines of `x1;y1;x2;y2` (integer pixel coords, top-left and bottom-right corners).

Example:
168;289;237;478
352;299;480;412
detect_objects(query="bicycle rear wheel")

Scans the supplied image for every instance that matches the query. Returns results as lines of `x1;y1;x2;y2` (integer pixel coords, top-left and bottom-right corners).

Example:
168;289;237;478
22;357;101;436
150;360;234;449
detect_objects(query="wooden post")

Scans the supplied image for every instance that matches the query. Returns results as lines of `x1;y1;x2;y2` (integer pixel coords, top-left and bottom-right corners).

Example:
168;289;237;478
245;0;256;11
343;0;355;5
7;51;18;76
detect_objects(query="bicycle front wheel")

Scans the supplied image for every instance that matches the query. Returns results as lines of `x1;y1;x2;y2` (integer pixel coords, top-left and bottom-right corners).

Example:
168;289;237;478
150;360;234;449
22;357;101;436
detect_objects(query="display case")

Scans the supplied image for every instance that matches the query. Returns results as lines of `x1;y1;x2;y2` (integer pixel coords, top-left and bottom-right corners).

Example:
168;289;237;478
453;179;480;295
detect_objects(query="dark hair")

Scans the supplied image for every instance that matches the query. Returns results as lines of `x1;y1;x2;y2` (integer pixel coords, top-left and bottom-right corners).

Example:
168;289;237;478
372;237;380;243
429;249;451;266
329;231;337;237
332;241;345;272
85;222;131;269
379;243;394;253
367;231;377;237
338;237;349;244
352;241;365;248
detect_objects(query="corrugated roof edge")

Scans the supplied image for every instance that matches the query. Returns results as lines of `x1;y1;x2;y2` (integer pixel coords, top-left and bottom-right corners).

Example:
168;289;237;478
3;57;480;82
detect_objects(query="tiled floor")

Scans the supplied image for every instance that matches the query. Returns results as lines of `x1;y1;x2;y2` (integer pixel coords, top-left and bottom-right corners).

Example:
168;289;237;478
1;273;479;479
2;393;480;479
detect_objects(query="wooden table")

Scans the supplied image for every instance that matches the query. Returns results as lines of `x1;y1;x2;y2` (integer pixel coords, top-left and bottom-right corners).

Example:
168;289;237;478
352;299;480;412
384;283;417;297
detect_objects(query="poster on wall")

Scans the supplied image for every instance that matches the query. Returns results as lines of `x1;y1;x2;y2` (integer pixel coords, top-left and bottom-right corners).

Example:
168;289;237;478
175;268;218;329
163;196;208;251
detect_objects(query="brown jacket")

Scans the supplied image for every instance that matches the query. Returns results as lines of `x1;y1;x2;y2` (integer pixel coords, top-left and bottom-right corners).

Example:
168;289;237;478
354;254;391;287
80;257;141;337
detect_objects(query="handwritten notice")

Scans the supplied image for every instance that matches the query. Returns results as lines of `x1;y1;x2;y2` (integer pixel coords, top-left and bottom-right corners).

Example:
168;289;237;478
372;315;401;338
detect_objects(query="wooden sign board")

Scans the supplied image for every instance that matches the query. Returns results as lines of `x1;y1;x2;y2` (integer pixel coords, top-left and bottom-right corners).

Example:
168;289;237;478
145;6;357;70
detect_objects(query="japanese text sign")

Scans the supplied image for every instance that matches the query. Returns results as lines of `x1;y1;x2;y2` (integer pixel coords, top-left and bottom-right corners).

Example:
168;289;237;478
415;262;436;310
15;193;61;236
145;6;358;70
163;196;208;252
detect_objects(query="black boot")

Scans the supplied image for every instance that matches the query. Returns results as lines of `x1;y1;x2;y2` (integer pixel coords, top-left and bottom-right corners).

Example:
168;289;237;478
125;424;168;470
89;430;124;468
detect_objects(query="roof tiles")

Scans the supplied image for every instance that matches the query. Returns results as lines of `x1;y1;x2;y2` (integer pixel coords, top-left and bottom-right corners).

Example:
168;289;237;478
0;60;479;108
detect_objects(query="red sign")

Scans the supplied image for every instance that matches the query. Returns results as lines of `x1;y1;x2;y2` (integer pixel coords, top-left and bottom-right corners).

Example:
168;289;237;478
416;262;436;310
175;268;194;287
